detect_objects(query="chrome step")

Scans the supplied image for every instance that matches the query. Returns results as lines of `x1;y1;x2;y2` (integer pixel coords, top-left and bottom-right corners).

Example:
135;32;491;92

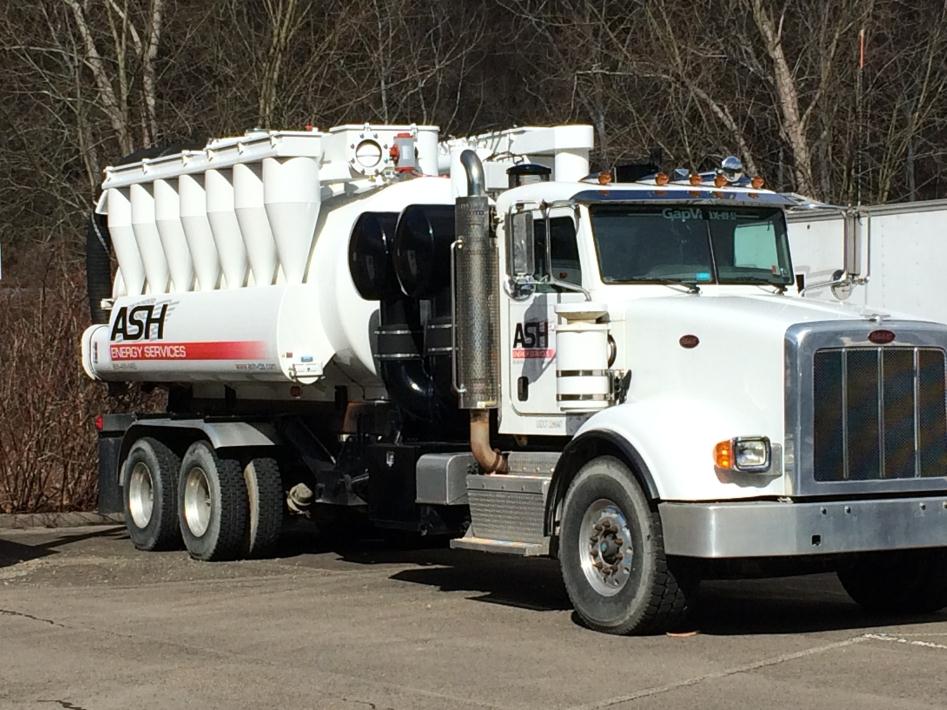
450;535;550;557
466;473;550;544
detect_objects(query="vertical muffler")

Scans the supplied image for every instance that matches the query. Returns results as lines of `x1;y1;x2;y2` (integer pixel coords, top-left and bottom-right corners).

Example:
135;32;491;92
453;150;506;473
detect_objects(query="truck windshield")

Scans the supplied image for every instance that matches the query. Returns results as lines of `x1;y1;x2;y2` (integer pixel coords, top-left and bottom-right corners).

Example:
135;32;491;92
588;205;793;286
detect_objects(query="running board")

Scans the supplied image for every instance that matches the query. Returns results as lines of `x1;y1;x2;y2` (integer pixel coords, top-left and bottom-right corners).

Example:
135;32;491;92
450;535;550;557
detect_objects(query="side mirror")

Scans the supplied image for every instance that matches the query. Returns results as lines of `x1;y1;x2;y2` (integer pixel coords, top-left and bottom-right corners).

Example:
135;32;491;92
843;211;862;277
507;210;535;297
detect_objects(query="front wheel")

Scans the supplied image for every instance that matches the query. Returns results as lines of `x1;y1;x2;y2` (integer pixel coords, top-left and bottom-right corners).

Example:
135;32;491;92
837;549;947;614
559;456;695;635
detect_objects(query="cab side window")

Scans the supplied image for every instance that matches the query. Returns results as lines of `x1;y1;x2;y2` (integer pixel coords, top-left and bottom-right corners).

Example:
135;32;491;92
533;217;582;289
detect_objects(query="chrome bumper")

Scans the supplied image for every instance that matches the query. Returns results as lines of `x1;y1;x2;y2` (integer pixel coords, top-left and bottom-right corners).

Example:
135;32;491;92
659;496;947;558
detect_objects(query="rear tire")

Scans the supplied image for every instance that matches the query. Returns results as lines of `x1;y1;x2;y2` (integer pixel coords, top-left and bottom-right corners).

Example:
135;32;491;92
243;457;284;558
559;456;695;635
178;441;248;561
122;437;181;551
837;549;947;614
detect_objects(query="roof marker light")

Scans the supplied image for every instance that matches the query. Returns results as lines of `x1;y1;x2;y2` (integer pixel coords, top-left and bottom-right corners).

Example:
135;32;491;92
654;172;670;186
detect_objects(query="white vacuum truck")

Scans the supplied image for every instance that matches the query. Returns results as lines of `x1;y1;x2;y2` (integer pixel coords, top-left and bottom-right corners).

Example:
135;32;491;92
83;123;947;635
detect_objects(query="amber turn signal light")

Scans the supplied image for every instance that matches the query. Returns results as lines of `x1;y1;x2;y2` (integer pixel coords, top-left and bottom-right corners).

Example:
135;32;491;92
714;440;733;470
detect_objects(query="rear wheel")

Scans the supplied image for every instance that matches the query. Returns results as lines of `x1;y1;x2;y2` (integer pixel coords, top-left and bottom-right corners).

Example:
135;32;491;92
122;437;181;551
243;457;284;558
559;456;695;635
837;549;947;614
178;441;248;561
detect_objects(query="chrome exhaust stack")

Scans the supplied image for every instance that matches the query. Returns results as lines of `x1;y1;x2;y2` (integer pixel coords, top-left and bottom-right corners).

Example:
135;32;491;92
453;150;506;473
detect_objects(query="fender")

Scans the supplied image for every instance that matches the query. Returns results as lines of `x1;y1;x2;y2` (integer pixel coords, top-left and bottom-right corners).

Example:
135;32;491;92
544;429;659;537
117;418;280;473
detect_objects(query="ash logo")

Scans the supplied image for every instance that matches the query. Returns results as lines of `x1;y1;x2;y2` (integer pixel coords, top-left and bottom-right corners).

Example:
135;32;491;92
513;320;548;349
110;303;169;341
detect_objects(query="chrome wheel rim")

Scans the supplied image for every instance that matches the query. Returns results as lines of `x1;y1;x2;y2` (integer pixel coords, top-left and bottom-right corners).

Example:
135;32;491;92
579;498;634;596
183;466;212;537
127;462;155;529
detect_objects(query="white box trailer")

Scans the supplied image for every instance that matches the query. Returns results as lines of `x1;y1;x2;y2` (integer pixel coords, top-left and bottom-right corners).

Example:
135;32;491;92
85;123;947;635
787;199;947;323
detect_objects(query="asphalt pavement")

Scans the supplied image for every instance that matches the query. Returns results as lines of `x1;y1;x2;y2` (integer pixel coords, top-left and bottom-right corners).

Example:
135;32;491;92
1;524;945;709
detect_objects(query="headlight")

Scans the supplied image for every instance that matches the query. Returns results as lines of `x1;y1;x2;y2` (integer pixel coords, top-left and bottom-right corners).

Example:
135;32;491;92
714;436;771;473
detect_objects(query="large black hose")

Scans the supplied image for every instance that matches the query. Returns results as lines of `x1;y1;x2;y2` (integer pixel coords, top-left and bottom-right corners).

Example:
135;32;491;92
86;211;112;324
376;297;438;422
349;210;463;434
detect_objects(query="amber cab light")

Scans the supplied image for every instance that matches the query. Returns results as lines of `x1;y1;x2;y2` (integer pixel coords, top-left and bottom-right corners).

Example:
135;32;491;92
868;329;896;344
714;440;733;470
688;173;702;186
751;175;765;189
713;174;727;188
654;172;670;186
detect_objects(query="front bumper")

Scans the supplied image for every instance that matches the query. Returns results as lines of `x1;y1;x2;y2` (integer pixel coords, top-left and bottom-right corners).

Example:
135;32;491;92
659;496;947;558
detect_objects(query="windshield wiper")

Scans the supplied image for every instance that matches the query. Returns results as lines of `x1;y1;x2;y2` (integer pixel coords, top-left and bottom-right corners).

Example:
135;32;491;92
724;275;788;293
652;279;701;294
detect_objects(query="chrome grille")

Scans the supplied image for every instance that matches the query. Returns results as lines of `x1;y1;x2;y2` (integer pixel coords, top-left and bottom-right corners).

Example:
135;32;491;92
812;347;947;481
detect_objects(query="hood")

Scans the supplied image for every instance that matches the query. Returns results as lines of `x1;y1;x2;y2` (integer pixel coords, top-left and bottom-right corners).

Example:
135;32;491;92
611;291;890;410
577;290;940;501
610;289;898;337
602;292;885;499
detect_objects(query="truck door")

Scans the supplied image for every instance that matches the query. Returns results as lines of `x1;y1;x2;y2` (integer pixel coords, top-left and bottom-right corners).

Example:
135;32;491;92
508;207;585;415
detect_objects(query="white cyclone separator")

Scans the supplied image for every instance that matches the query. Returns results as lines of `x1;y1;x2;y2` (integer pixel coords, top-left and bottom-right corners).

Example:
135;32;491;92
234;162;279;286
107;187;145;296
263;155;320;284
178;172;221;291
130;183;169;294
205;167;247;289
154;177;194;292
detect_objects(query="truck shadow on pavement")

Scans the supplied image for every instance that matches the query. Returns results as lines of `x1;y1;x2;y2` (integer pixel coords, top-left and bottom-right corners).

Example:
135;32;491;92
279;526;573;611
0;526;126;570
285;530;947;635
691;578;947;636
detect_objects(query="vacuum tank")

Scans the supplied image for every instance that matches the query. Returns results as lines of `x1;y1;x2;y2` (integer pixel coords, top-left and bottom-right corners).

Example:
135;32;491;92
82;125;448;385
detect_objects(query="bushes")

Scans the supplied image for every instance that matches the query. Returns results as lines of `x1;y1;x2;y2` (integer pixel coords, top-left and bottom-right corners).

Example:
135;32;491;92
0;256;161;513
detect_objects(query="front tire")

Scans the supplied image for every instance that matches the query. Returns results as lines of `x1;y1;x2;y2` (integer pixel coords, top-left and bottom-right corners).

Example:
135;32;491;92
837;549;947;614
559;456;694;635
122;437;182;551
178;441;248;561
